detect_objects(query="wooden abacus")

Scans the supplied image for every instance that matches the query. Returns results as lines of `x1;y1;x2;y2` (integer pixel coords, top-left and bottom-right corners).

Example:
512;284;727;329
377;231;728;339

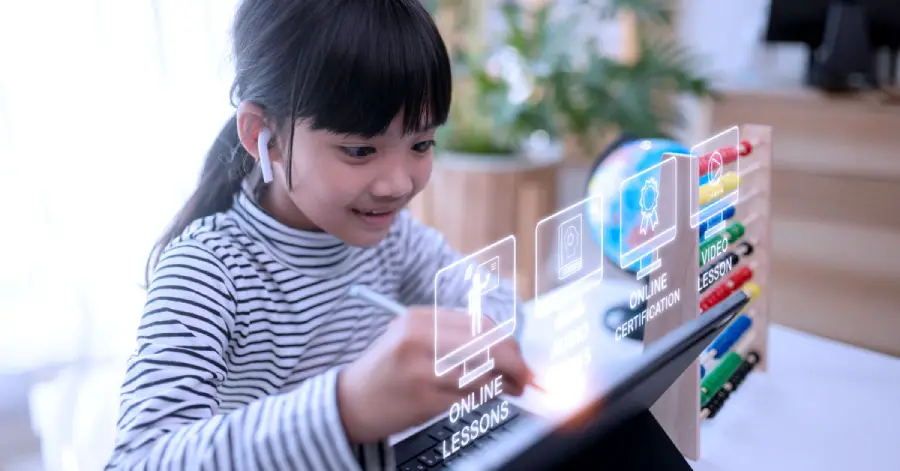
643;124;773;461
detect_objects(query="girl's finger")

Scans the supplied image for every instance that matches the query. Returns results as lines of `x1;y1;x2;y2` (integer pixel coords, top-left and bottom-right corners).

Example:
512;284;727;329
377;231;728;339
490;341;532;390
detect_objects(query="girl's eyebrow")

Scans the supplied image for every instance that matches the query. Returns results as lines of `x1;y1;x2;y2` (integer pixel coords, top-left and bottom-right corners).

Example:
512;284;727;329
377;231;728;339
332;123;438;140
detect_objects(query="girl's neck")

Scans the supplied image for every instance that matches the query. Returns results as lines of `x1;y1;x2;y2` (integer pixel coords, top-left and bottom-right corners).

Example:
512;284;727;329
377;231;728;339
258;184;323;232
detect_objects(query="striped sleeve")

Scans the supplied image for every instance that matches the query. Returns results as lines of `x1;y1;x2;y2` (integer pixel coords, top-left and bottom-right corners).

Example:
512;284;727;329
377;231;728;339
106;242;362;471
396;212;517;326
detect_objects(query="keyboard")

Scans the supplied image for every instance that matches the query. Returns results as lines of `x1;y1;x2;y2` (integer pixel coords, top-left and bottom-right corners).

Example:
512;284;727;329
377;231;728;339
393;398;530;470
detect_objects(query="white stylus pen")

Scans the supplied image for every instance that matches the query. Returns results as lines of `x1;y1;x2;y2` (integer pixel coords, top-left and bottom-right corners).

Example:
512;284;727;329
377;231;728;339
347;284;547;393
348;285;408;317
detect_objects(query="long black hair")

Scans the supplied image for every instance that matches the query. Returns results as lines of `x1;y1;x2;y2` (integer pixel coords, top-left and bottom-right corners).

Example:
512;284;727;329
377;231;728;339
145;0;452;284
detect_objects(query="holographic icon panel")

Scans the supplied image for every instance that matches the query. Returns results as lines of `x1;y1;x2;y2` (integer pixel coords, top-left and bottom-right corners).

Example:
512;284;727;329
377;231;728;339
557;214;583;281
534;195;604;316
619;156;678;279
690;126;740;234
434;236;517;388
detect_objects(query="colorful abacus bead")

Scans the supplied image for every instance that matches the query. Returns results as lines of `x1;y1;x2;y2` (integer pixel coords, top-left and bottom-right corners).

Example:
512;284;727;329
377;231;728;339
735;266;754;285
743;282;761;300
699;182;725;206
720;146;740;164
720;172;740;192
726;266;752;290
713;284;732;300
699;155;710;175
725;222;745;242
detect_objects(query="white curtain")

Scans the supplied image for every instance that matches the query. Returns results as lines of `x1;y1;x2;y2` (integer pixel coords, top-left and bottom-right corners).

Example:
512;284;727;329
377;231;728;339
0;0;239;371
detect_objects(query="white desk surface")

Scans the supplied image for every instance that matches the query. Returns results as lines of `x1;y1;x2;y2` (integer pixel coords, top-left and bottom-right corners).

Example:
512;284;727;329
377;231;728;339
689;325;900;471
517;278;900;471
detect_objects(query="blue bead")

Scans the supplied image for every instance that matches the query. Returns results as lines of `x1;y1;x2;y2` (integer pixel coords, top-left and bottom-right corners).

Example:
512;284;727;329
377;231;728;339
698;205;737;242
722;205;736;220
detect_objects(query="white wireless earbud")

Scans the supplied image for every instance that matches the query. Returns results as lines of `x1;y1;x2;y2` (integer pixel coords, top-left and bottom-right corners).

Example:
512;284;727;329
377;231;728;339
257;127;274;183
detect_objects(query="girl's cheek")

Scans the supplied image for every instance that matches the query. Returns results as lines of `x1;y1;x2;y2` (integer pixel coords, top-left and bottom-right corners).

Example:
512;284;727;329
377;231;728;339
413;159;433;191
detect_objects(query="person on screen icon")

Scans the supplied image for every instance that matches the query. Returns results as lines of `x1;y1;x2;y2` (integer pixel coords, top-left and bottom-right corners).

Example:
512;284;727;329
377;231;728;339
467;267;490;336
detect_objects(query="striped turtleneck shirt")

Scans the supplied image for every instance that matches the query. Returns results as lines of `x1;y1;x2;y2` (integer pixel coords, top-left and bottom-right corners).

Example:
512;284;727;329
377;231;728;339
106;191;516;471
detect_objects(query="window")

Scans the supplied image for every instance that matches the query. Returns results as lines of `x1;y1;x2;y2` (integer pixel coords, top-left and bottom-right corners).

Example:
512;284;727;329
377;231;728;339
0;0;238;372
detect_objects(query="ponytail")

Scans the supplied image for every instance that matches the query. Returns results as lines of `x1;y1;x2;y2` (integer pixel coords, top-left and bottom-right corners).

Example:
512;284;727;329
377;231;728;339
144;115;257;286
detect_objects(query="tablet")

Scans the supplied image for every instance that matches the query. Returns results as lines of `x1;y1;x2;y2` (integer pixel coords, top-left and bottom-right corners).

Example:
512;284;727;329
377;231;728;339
452;289;751;470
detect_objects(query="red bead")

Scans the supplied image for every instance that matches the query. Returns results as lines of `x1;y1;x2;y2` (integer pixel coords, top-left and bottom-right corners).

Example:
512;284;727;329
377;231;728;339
699;156;710;175
720;147;739;164
716;285;731;299
737;266;753;284
740;140;753;156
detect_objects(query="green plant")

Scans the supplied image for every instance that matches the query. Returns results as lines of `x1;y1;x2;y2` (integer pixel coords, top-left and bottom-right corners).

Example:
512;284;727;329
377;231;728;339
427;0;715;157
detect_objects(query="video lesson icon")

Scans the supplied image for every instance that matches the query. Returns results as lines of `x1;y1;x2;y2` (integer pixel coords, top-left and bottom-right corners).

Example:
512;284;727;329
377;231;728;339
690;126;740;235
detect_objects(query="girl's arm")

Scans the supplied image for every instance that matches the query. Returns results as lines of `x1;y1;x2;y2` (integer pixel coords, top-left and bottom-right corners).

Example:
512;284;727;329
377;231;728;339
106;242;373;471
395;211;518;326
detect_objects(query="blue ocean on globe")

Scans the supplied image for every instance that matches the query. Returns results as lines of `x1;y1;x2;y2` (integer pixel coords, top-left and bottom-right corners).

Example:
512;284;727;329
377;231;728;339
585;138;689;272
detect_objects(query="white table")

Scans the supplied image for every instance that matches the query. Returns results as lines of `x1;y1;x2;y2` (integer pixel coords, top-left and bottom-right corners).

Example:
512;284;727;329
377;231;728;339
689;325;900;471
516;278;900;471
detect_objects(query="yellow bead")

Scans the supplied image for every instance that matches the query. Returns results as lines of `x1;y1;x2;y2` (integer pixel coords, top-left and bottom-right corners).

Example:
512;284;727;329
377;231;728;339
743;282;761;300
721;172;741;192
699;182;724;206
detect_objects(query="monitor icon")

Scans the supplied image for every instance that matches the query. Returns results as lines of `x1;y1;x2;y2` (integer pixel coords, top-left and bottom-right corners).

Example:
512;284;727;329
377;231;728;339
691;126;740;236
434;236;517;389
619;156;677;279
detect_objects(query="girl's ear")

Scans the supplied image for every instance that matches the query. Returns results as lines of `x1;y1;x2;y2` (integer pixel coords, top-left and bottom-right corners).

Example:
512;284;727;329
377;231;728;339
236;101;279;164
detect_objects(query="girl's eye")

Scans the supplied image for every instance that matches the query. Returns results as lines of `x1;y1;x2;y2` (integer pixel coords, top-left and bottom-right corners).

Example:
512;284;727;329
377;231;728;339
340;146;376;158
412;140;436;153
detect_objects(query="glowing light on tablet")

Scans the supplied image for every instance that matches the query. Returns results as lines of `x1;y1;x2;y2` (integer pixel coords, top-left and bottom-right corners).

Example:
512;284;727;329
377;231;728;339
537;364;589;414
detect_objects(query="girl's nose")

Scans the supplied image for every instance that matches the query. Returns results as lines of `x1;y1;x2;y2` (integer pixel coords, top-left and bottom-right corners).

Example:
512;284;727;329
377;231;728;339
370;164;414;199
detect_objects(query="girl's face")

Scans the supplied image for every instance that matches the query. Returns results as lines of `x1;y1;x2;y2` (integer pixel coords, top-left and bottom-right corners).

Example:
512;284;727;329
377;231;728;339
266;113;435;247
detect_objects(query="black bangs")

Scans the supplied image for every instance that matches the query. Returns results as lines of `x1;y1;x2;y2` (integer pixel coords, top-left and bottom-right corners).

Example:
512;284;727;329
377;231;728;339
291;0;452;137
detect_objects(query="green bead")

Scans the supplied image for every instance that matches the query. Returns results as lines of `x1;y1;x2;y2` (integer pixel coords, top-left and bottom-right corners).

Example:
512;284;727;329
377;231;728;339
725;222;744;242
700;352;743;406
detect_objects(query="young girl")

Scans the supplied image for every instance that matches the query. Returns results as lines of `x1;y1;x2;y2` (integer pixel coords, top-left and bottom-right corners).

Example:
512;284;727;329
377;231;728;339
106;1;533;470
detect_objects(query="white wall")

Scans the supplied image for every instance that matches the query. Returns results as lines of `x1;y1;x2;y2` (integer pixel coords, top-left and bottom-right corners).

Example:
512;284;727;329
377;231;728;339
677;0;812;86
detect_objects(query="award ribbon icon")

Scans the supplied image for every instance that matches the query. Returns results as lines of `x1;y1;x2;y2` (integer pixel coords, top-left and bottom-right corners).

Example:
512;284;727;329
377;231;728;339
639;177;660;235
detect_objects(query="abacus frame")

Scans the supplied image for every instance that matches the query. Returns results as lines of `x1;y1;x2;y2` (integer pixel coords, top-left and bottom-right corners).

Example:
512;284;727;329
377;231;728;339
643;124;773;460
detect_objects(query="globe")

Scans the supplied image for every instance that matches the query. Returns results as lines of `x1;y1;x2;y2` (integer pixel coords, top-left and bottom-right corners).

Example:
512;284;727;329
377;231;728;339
585;138;689;272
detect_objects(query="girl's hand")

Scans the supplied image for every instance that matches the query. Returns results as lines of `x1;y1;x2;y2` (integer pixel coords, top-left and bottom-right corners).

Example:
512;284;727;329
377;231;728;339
336;306;531;444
